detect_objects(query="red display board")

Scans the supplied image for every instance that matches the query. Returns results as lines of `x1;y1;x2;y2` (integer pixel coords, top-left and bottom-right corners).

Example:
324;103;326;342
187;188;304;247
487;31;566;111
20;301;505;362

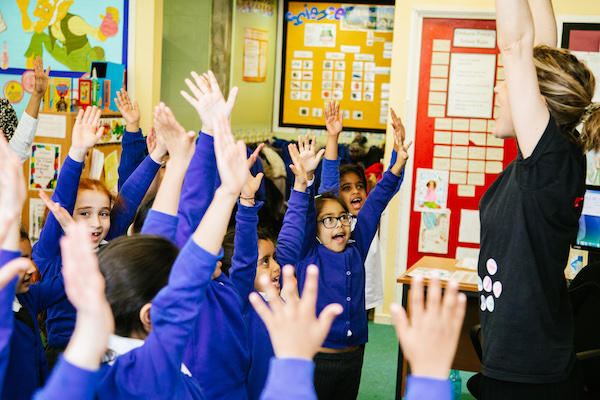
406;17;518;268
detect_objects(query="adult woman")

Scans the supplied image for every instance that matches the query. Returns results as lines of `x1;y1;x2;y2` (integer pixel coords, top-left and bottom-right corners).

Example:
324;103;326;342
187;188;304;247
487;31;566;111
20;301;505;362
478;0;600;399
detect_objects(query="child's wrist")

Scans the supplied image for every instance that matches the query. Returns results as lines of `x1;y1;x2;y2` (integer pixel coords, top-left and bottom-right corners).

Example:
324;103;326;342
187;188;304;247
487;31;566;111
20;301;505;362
69;147;88;162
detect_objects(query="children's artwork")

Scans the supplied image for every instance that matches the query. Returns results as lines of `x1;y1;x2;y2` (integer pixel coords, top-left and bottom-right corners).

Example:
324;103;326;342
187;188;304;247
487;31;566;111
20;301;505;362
586;150;600;185
304;24;337;48
29;143;60;190
98;117;125;144
103;150;119;193
28;197;46;245
418;211;451;254
414;168;449;212
52;77;71;112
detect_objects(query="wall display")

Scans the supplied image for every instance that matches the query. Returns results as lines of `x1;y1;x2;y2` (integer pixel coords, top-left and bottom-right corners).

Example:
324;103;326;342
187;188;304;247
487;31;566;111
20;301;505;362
405;17;519;267
279;1;394;132
98;116;125;144
29;143;61;190
0;0;129;116
28;197;45;245
243;28;269;82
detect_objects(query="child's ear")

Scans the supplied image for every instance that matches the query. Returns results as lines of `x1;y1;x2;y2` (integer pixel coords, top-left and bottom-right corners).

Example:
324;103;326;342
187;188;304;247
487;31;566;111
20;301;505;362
139;303;153;334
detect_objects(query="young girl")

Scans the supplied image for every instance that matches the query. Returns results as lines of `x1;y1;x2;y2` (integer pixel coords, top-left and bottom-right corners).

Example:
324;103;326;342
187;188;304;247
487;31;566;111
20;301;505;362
32;106;165;368
478;0;600;398
319;101;405;313
293;126;410;399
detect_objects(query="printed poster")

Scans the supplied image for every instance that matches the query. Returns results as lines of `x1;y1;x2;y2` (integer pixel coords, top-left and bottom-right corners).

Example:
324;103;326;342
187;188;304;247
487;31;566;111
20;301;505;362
243;28;269;82
29;143;60;190
418;210;451;254
28;197;46;245
414;168;449;213
304;23;336;47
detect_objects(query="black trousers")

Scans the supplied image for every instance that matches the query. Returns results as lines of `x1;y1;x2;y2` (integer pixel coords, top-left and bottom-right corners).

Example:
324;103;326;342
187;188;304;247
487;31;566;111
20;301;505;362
313;345;365;400
44;345;66;372
479;362;585;400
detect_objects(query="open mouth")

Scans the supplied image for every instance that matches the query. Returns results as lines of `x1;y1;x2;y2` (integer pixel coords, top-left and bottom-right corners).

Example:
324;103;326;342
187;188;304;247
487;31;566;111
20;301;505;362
332;232;346;243
271;275;280;288
90;232;101;240
350;198;362;210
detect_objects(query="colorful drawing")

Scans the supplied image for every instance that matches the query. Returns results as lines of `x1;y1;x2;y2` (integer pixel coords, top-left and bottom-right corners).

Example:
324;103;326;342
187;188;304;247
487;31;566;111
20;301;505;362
29;143;60;190
418;211;450;254
17;0;120;71
414;168;449;213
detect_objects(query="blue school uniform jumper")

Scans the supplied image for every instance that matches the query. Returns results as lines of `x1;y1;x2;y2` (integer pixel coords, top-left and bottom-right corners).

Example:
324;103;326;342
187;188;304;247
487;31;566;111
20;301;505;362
33;356;99;400
32;154;161;350
0;250;20;393
143;132;250;400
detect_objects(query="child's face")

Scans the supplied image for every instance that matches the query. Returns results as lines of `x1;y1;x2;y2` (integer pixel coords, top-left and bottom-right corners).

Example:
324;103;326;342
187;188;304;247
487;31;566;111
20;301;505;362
339;172;367;215
19;238;32;260
316;200;351;253
15;258;37;294
255;239;281;292
73;189;111;247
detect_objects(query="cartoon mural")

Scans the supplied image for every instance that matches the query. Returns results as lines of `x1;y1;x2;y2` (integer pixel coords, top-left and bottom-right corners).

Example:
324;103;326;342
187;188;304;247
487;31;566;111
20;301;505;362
17;0;119;71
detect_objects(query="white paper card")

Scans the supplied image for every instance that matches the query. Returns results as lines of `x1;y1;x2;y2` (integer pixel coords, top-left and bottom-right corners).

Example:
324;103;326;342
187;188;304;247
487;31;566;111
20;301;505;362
451;146;468;159
468;160;485;173
458;209;481;243
434;145;451;158
468;146;486;160
451;159;468;172
429;91;447;105
90;149;105;180
486;161;504;174
435;118;453;130
433;157;451;170
428;105;445;118
434;131;452;144
35;114;67;139
452;132;469;145
432;39;451;52
467;172;485;186
450;171;467;185
432;52;450;65
431;65;449;78
457;185;476;197
486;147;504;161
447;53;496;119
430;78;448;92
469;132;487;146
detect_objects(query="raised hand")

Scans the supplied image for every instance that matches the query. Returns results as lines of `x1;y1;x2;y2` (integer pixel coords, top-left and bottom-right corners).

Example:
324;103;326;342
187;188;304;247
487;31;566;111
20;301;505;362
390;274;466;379
0;259;30;292
250;264;343;360
180;70;238;136
324;101;343;137
32;56;50;96
0;134;26;245
146;125;157;154
390;108;405;153
288;143;309;191
296;134;325;180
115;89;140;132
39;190;74;232
69;106;104;162
213;113;249;196
390;111;412;175
247;143;265;169
153;102;196;162
240;172;264;207
61;222;114;370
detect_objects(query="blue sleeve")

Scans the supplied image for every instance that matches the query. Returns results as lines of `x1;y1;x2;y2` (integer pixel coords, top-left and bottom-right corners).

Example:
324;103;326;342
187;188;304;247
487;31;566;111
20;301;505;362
300;185;317;259
0;251;20;393
260;358;317;400
112;239;220;398
117;129;147;190
107;155;161;240
354;170;401;259
388;150;404;196
33;356;98;400
140;209;179;244
176;132;217;248
27;274;67;315
405;376;452;400
228;200;263;308
32;156;84;275
217;147;267;202
275;189;309;268
318;158;340;195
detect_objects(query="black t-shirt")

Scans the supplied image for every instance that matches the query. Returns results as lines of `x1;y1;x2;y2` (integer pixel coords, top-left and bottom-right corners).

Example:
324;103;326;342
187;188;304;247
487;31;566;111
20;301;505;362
478;116;585;383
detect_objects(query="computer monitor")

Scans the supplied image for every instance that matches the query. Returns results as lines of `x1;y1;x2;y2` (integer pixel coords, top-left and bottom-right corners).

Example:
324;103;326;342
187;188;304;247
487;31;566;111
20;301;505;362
574;186;600;254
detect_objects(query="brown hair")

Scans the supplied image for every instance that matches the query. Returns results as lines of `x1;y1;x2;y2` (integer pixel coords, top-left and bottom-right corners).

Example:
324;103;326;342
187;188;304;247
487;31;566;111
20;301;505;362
533;46;600;152
315;191;349;218
78;178;125;226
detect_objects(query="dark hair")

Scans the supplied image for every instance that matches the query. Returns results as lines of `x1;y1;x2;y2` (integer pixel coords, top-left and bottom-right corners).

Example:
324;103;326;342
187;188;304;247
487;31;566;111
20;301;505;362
131;193;156;234
221;224;275;277
19;226;29;241
339;164;367;187
315;191;349;217
97;234;179;337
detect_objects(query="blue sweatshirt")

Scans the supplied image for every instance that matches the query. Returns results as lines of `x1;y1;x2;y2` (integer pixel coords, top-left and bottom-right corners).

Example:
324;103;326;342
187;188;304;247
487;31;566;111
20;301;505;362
95;239;218;399
258;358;451;400
0;250;20;393
296;171;401;348
118;128;148;190
33;356;98;400
3;273;66;399
32;154;161;348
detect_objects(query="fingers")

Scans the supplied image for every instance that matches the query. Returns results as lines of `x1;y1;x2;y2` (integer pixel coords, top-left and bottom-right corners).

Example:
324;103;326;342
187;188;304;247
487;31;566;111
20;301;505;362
425;273;442;316
317;303;343;338
310;135;316;154
249;291;273;327
315;148;325;162
298;265;318;315
390;302;409;342
247;143;264;169
0;258;30;290
227;86;238;111
280;265;298;303
408;275;424;323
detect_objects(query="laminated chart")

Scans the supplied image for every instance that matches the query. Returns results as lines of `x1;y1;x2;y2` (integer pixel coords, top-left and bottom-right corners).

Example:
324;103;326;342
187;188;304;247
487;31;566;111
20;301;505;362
279;2;394;131
406;17;518;267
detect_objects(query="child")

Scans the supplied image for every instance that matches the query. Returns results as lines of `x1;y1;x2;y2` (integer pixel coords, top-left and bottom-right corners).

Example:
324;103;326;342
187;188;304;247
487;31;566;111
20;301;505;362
295;122;411;399
320;101;406;313
32;106;165;369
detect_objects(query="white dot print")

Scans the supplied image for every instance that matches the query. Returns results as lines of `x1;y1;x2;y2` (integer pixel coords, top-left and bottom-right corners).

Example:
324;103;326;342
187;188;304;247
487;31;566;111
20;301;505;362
483;276;492;292
477;275;483;292
486;258;498;275
493;281;502;298
480;295;486;311
486;295;495;312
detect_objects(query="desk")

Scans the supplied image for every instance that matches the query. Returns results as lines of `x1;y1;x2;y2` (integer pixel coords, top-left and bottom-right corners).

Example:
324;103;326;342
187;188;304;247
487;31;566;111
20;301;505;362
395;256;481;399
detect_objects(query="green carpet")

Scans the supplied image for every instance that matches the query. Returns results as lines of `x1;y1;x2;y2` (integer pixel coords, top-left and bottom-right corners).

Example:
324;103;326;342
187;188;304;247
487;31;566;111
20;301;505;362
358;322;477;399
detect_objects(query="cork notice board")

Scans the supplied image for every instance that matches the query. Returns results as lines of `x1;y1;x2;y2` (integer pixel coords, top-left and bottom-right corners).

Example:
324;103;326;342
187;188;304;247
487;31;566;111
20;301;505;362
278;1;394;132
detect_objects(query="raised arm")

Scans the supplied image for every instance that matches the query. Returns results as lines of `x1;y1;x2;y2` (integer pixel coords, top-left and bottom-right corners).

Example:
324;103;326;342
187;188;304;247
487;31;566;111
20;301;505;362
9;57;50;163
529;0;557;47
115;89;147;190
495;0;550;158
32;107;104;272
319;101;343;195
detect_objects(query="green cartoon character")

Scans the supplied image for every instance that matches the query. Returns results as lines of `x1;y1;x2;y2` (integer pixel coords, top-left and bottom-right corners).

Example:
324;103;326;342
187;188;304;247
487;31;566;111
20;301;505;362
17;0;119;71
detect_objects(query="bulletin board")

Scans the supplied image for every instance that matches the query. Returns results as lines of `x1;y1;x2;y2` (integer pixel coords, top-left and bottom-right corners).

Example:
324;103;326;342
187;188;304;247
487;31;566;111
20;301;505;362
405;17;518;268
278;1;394;132
0;0;129;116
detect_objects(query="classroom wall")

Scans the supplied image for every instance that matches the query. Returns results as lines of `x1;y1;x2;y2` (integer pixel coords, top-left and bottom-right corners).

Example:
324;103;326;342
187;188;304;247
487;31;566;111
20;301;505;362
377;0;600;323
160;0;212;132
229;2;279;134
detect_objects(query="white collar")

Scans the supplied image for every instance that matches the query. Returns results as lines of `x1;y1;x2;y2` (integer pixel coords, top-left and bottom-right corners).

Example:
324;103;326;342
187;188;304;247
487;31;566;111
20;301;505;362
93;240;109;253
104;334;192;377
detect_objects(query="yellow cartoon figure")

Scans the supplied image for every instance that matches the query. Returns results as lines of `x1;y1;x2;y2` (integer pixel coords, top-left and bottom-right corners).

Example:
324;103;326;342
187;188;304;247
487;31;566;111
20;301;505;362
17;0;118;71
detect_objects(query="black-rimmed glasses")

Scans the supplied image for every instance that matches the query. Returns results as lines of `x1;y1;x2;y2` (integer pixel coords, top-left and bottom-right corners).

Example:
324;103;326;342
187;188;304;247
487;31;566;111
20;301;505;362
317;214;352;229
